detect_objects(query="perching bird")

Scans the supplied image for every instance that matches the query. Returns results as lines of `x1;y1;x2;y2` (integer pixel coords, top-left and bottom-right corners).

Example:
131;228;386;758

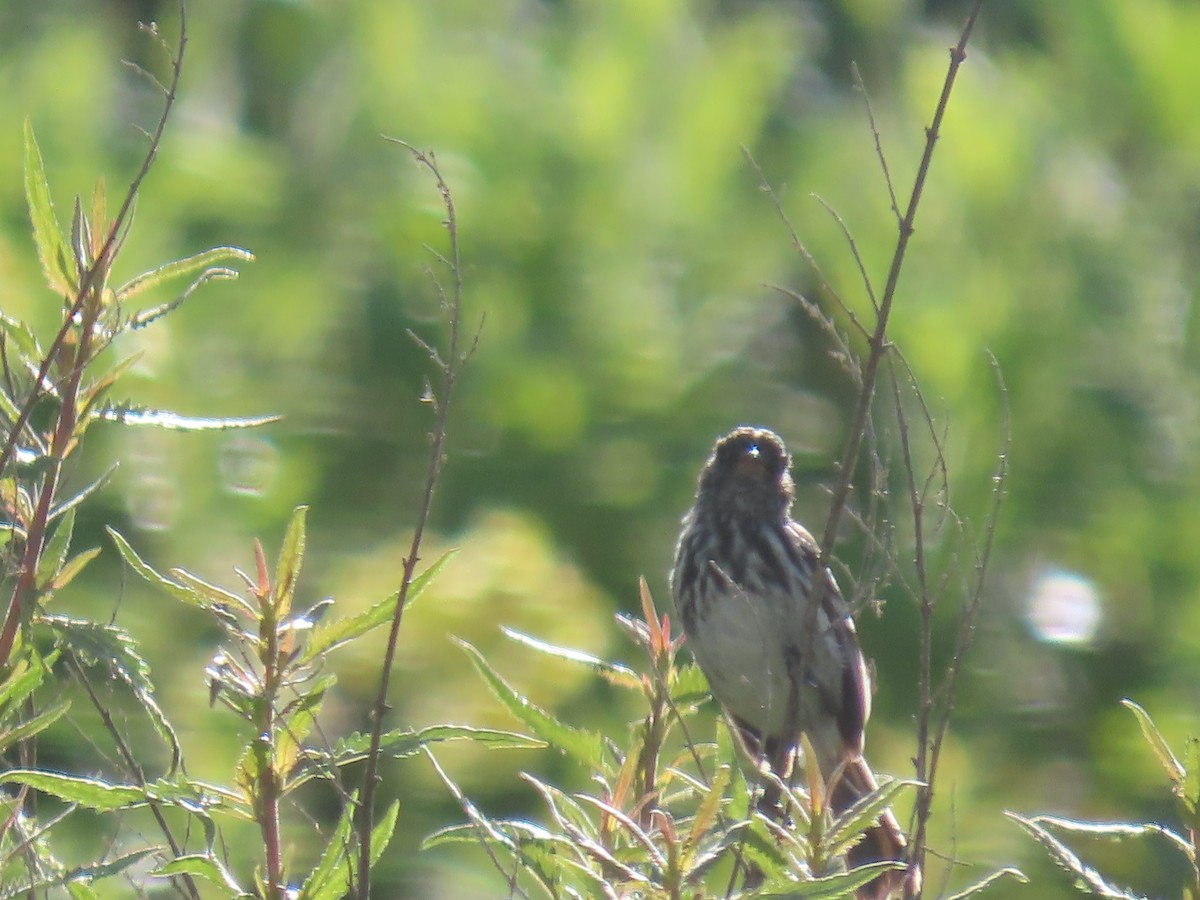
671;426;915;899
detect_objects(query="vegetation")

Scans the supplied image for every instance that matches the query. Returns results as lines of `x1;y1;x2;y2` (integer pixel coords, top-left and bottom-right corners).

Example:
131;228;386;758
1;0;1200;897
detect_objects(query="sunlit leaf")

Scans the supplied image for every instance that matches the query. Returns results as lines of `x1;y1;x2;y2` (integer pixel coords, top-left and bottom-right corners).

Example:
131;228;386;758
117;245;254;300
108;528;220;612
50;547;101;591
299;550;456;665
1007;811;1147;899
152;854;250;896
501;627;640;688
23;119;73;295
273;505;308;620
36;507;75;594
370;800;400;866
43;614;182;774
824;778;922;859
1122;699;1185;788
459;639;605;771
298;795;357;900
943;866;1029;899
1;770;144;810
97;403;282;431
0;696;69;753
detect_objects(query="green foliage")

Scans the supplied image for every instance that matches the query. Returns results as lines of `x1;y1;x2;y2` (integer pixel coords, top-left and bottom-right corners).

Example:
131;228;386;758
1014;700;1200;897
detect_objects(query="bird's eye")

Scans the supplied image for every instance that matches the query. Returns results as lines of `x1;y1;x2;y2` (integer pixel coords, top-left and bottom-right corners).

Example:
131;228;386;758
746;443;761;459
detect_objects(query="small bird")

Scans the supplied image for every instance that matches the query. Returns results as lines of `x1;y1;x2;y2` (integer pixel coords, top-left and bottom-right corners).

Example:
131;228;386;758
671;426;915;899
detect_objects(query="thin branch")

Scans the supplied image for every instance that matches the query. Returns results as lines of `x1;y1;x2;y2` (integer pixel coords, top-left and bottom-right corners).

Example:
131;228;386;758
354;141;478;898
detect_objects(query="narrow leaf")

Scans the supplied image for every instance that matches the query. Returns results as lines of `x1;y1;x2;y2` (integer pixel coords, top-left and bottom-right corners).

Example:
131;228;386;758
369;800;400;866
116;245;254;300
1;770;144;810
36;507;75;594
299;795;357;900
50;547;101;591
1122;699;1185;787
97;404;282;431
501;627;640;687
152;854;250;895
300;550;456;665
943;867;1029;899
0;696;70;753
274;505;308;620
460;639;605;770
23;119;73;294
44;614;182;774
1007;811;1147;899
825;778;922;858
107;528;215;611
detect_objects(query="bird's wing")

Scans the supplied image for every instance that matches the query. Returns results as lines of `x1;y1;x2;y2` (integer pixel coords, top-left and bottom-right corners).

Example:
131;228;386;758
783;520;872;759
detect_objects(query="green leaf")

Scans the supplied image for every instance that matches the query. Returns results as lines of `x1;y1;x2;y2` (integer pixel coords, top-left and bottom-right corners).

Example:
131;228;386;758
77;353;142;427
943;866;1029;899
97;404;282;431
459;640;605;770
299;795;357;900
759;861;907;898
36;507;75;594
274;505;308;620
0;696;70;754
0;654;49;712
1122;698;1185;788
152;854;251;896
370;800;400;866
501;627;640;688
1;770;144;810
43;614;182;774
23;119;73;295
0;312;45;363
107;528;218;612
824;778;922;859
50;547;101;591
1007;811;1146;899
117;245;254;301
671;660;715;707
288;724;542;791
299;550;456;665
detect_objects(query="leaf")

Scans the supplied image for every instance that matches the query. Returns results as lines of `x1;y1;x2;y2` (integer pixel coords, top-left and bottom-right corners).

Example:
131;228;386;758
23;119;73;295
96;404;282;431
107;527;220;612
759;861;907;898
43;614;182;774
50;547;102;591
670;661;714;707
298;796;357;900
1122;699;1186;789
116;245;254;300
1;770;144;810
152;854;250;896
0;696;70;754
501;627;640;688
943;866;1029;899
1007;811;1148;899
36;507;75;594
458;639;606;771
77;353;142;427
288;724;541;791
370;800;400;866
299;550;456;665
273;505;308;620
824;778;922;859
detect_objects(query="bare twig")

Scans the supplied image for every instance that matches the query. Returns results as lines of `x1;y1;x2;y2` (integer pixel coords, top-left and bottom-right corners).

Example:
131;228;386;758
354;141;477;898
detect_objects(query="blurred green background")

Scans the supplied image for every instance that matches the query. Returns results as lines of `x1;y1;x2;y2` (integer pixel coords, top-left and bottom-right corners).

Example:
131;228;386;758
3;0;1200;896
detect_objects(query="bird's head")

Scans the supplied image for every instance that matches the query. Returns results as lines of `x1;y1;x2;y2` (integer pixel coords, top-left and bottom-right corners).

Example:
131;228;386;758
696;426;794;519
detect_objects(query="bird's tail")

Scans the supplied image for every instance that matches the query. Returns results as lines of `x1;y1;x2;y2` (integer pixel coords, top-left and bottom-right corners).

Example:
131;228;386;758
830;755;920;900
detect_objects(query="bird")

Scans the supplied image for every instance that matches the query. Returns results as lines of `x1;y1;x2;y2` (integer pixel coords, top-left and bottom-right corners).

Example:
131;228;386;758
670;426;915;899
